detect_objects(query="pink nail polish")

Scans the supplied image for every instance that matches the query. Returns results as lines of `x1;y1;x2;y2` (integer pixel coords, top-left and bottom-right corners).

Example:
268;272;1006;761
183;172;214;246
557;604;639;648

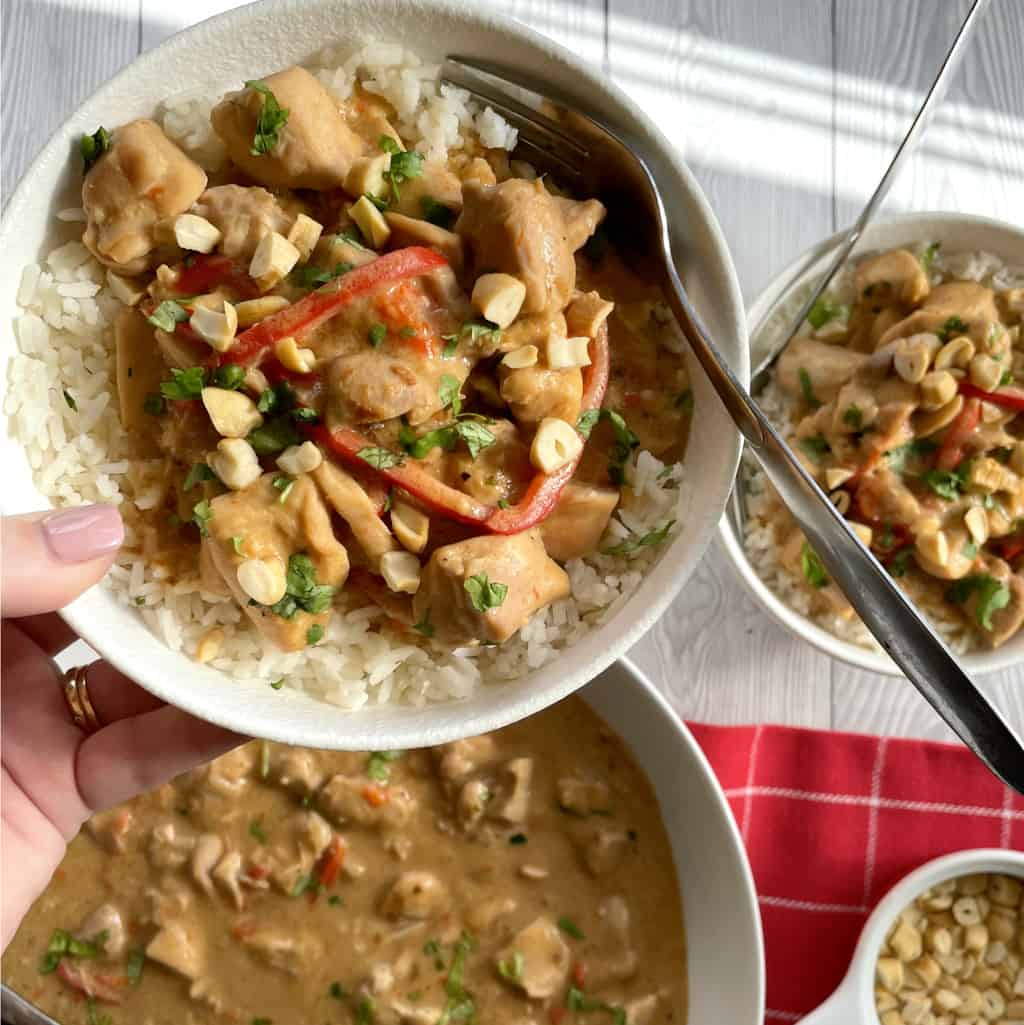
42;505;124;563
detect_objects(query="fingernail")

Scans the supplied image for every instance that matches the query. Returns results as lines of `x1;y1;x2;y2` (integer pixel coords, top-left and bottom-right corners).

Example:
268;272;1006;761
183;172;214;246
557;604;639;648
42;505;124;563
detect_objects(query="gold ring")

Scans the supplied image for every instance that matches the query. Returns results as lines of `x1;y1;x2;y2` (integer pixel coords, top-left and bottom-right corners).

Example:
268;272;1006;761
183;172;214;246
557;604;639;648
61;665;102;734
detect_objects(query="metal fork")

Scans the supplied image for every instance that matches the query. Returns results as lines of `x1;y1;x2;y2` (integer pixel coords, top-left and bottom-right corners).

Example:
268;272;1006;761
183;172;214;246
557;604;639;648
441;57;1024;793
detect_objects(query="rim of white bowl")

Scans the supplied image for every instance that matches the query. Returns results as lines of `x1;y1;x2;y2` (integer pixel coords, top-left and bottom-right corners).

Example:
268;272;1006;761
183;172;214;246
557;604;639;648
717;210;1024;679
0;0;748;748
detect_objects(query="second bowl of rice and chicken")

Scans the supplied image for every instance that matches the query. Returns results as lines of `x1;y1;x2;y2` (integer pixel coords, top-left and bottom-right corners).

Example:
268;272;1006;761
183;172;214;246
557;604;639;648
720;212;1024;677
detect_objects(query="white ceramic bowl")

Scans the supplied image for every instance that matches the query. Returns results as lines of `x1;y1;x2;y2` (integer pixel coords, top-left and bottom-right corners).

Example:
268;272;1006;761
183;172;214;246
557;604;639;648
801;847;1024;1025
719;212;1024;677
0;0;748;748
0;657;765;1025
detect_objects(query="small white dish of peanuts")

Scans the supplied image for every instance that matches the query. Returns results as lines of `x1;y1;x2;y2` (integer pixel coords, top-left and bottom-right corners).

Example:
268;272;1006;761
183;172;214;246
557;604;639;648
801;849;1024;1025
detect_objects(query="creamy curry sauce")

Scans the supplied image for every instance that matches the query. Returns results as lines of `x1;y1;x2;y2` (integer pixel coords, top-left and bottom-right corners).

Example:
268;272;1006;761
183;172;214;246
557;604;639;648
75;64;693;659
4;698;686;1025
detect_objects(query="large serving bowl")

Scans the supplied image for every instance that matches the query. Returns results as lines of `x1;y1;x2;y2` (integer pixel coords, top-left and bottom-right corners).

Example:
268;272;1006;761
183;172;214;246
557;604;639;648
0;0;747;748
1;658;765;1025
719;212;1024;677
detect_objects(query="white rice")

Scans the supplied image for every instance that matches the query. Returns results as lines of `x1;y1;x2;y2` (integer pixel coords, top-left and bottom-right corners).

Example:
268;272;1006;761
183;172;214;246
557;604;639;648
7;42;688;708
741;244;1024;655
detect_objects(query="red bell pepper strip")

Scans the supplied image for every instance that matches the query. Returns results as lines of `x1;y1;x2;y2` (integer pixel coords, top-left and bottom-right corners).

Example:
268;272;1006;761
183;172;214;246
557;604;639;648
312;326;611;533
313;425;492;526
174;253;260;300
936;397;981;471
225;246;448;366
484;326;609;534
57;962;126;1004
960;380;1024;413
317;835;348;888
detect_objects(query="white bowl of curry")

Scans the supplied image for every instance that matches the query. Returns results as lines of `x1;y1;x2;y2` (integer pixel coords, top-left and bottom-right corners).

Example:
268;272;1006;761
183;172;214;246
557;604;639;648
0;0;747;746
2;660;765;1025
720;212;1024;677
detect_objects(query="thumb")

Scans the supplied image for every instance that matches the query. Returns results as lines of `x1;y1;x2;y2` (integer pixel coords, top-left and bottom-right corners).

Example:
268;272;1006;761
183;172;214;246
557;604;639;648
2;507;124;617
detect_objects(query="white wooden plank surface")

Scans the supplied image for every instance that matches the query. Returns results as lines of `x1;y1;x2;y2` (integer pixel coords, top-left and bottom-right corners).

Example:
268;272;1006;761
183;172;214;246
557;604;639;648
2;0;1021;740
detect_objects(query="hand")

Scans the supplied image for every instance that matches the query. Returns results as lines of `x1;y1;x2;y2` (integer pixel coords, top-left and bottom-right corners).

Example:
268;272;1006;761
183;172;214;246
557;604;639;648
1;506;243;949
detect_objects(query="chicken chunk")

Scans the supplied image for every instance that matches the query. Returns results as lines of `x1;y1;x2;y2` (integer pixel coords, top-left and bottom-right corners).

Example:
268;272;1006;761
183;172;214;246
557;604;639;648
413;529;570;644
82;119;207;274
500;365;583;428
557;777;612;816
191;833;224;896
776;336;869;403
389;160;464;219
317;774;416;830
75;904;126;958
879;281;1001;348
271;748;326;797
206;474;349;652
433;736;498;783
192;185;303;261
380;871;449;920
211;67;364;190
238;926;324;976
148;820;196;870
456;179;605;314
146;918;206;980
540;483;619;562
492;758;533;824
578;826;631;876
312;461;398;570
496;917;570;999
853;248;930;306
444;420;533;506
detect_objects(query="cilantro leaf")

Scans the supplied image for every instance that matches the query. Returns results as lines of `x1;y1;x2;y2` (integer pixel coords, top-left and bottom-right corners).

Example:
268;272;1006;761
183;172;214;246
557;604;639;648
245;79;290;156
248;415;301;456
938;315;968;342
420;195;456;229
357;447;404;470
801;542;829;588
807;297;849;329
798;367;820;408
464;573;508;612
80;127;111;174
191;499;213;537
184;462;217;491
368;323;387;348
213;363;246;390
160;365;206;401
799;434;831;461
439;374;462;417
148;300;189;334
602;520;675;556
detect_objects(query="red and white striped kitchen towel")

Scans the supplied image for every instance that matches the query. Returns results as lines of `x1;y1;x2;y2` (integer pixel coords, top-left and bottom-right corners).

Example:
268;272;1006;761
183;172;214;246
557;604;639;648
688;722;1024;1023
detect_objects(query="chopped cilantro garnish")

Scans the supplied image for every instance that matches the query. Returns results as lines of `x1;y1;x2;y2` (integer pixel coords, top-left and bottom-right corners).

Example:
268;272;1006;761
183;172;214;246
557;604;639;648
498;951;524;980
799;434;831;460
357;447;404;470
412;609;434;638
213;363;246;390
272;474;295;503
184;462;217;491
920;468;964;501
675;389;694;414
290;874;317;898
366;750;404;783
191;499;213;537
306;623;324;645
938;315;968;342
565;986;627;1025
266;553;335;620
921;242;941;270
558;916;585;940
798;367;821;408
248;415;301;455
126;946;146;985
329;982;348;1000
889;548;914;578
439;374;462;416
368;323;387;348
807;297;849;330
801;542;829;588
159;364;206;401
842;404;863;430
80;127;111;173
464;573;508;613
421;195;456;229
383;149;424;203
63;389;77;411
886;438;938;474
231;535;245;555
291;262;352;290
946;574;1012;631
602;520;675;556
148;300;189;334
249;819;268;844
509;832;527;845
245;79;289;156
270;678;284;690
